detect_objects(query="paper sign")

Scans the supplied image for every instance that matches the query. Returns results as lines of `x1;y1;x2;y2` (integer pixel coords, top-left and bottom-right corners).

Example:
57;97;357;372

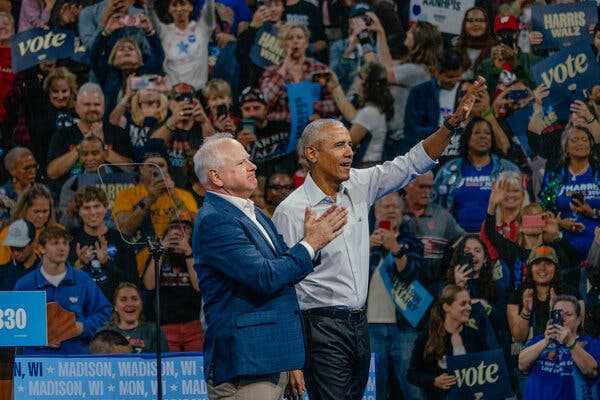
286;81;322;153
11;29;75;72
250;23;285;69
531;2;598;49
409;0;476;35
0;291;47;347
447;349;513;400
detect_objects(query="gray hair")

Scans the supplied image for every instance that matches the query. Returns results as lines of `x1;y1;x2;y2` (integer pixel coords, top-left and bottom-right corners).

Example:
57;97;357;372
496;170;524;192
193;133;235;185
297;118;345;156
560;123;595;165
4;147;33;174
77;82;104;100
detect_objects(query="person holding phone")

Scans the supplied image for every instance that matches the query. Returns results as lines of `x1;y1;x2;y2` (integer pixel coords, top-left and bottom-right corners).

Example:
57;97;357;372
518;295;600;400
202;79;239;133
141;216;203;351
540;125;600;260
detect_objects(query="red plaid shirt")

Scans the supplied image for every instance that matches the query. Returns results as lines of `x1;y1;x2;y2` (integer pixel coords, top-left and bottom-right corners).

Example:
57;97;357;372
259;57;338;123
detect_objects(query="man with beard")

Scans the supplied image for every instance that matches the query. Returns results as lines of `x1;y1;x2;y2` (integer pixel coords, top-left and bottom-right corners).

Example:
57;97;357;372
260;22;337;123
47;83;133;195
57;135;135;230
68;186;138;301
404;46;466;152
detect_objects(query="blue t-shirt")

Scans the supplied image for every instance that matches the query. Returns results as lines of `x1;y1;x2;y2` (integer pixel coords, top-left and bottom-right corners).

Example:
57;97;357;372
524;335;600;400
554;166;600;258
453;161;494;232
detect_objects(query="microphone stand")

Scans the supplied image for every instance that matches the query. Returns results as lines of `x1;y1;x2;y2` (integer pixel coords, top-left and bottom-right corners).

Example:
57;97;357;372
148;237;164;400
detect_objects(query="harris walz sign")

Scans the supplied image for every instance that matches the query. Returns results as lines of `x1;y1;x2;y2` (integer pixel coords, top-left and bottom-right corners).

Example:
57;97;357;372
531;2;597;49
11;28;75;73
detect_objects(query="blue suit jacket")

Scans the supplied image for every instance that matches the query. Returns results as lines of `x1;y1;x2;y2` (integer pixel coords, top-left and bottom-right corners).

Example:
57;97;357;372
193;192;313;385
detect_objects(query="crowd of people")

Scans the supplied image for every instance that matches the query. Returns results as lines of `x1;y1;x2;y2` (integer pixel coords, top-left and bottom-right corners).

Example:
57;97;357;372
0;0;600;398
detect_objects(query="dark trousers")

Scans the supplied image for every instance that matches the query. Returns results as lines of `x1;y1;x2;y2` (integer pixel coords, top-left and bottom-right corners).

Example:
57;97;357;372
302;308;371;400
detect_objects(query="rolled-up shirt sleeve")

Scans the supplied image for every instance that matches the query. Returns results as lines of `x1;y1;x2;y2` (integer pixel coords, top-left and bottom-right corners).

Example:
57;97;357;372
357;141;436;206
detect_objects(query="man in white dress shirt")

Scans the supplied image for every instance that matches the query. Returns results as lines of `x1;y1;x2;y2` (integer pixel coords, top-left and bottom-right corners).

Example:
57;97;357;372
272;79;485;400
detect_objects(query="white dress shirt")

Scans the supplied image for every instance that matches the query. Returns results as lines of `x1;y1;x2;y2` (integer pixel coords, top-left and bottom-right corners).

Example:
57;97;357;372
272;141;435;310
211;192;315;258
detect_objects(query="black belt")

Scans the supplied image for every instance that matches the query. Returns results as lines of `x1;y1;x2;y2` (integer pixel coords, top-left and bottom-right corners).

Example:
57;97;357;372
302;306;366;322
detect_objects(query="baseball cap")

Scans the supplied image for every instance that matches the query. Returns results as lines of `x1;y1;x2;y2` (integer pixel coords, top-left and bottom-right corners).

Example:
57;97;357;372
494;15;519;33
3;219;36;248
136;138;170;164
239;87;267;106
527;246;558;266
350;2;372;17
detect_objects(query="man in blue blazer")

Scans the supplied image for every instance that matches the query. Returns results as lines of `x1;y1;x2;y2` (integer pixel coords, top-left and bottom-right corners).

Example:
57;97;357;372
192;134;348;400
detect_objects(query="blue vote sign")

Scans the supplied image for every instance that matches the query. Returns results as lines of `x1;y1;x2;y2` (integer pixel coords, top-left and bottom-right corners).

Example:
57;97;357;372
447;349;513;400
532;39;600;114
11;28;75;73
287;81;322;153
0;291;47;347
531;2;597;49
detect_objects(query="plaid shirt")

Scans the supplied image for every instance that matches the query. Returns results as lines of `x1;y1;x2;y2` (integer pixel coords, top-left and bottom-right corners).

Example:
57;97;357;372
259;57;338;123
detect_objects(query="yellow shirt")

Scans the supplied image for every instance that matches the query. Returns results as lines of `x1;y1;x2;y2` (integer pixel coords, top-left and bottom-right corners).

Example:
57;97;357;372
0;226;48;265
112;184;198;239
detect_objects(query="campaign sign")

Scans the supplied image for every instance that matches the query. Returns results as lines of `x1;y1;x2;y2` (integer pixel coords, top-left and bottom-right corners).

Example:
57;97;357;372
287;81;322;153
13;353;377;399
0;291;47;347
447;349;512;400
379;254;433;327
532;39;600;112
250;23;285;69
409;0;476;35
11;29;75;72
531;2;597;49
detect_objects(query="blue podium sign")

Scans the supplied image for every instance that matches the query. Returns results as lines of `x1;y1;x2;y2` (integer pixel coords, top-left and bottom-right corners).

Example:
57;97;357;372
0;291;47;347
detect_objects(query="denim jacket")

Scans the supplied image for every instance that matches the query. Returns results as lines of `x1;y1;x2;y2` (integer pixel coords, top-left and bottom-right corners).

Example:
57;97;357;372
433;154;520;211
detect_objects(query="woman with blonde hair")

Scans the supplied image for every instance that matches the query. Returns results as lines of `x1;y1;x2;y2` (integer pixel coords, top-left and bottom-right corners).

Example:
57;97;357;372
408;285;494;399
0;183;57;264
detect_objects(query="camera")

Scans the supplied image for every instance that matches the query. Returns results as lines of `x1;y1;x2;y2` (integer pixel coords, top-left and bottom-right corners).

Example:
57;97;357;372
216;104;229;118
175;92;194;104
550;309;563;326
458;253;475;279
357;30;373;47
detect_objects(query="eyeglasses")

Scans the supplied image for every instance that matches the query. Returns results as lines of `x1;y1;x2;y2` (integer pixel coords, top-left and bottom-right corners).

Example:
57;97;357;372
465;18;486;23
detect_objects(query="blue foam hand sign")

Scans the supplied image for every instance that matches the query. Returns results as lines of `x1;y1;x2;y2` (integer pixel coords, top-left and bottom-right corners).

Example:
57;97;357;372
531;2;597;50
11;29;75;72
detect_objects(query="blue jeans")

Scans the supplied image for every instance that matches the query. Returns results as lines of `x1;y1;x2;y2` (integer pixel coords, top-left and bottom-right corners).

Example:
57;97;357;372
368;324;424;400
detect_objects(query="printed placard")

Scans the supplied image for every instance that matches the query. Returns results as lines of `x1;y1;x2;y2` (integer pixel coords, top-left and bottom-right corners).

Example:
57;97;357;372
409;0;476;35
531;2;597;49
287;81;322;153
447;349;513;400
0;291;47;347
11;29;75;72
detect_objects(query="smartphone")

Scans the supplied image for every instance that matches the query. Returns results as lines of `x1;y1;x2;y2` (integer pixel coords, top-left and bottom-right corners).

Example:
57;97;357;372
175;92;194;104
357;30;373;46
378;220;391;231
216;104;228;118
120;14;138;27
458;253;475;278
242;118;256;134
522;214;545;229
550;309;563;326
130;75;158;91
571;191;585;205
362;14;373;26
506;89;529;101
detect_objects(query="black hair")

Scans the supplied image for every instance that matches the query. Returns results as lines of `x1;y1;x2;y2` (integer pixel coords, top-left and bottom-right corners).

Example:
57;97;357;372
89;330;130;354
361;62;395;121
447;234;495;302
459;117;495;158
440;46;463;73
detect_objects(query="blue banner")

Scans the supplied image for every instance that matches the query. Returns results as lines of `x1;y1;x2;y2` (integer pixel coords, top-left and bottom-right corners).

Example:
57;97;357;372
532;39;600;114
249;23;285;69
13;353;376;399
0;291;47;347
447;349;513;400
11;29;75;72
379;254;433;328
531;2;597;49
287;81;322;153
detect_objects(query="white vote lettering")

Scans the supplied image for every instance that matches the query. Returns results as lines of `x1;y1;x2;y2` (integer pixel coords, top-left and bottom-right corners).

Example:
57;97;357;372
17;31;67;56
540;53;588;88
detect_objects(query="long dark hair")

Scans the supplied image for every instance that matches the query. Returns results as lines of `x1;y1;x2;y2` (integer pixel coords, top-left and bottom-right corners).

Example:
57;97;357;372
424;285;468;362
447;235;496;302
459;117;496;158
457;7;496;49
361;62;394;121
401;21;442;73
523;256;562;309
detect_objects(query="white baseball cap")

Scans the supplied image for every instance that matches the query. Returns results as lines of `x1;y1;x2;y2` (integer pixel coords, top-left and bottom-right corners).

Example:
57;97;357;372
3;219;35;248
